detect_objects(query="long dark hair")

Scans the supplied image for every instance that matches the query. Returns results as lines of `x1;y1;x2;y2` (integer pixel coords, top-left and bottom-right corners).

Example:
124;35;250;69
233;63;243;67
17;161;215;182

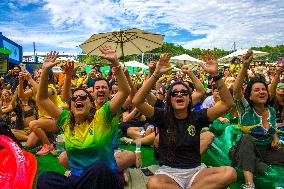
244;77;270;108
14;97;38;130
164;81;192;162
68;88;96;130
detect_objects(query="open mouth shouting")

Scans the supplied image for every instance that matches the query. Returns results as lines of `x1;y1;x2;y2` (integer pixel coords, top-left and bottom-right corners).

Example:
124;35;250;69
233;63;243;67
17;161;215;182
75;102;85;110
170;87;190;109
71;93;88;111
97;92;106;101
176;98;185;105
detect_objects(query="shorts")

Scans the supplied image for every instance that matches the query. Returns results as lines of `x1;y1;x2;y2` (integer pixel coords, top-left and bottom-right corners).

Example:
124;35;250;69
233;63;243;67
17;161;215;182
155;164;207;189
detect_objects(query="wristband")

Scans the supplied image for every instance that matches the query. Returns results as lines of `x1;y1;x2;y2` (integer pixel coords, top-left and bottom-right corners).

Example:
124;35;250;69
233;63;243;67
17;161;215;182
152;74;159;80
212;74;223;82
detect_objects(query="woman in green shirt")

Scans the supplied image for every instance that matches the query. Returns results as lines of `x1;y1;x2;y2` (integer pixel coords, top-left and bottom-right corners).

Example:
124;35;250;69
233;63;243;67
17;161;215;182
36;46;130;189
231;49;284;189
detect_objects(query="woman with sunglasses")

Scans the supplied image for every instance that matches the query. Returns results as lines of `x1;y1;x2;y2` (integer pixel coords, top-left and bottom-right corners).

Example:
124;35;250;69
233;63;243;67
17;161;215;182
132;54;236;189
36;46;130;189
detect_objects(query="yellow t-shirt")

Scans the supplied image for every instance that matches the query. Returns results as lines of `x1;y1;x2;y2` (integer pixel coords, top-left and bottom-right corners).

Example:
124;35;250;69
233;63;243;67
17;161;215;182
57;94;69;110
34;84;58;118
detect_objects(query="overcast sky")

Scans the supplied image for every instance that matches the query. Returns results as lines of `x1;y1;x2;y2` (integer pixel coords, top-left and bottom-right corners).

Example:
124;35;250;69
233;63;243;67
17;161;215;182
1;0;284;54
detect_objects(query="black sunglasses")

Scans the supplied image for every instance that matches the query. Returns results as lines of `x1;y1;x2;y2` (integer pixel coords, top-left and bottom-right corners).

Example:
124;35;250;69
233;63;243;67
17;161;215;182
171;89;190;97
71;94;88;101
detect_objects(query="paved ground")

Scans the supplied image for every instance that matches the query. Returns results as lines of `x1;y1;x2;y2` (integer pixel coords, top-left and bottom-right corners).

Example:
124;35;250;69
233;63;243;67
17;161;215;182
124;165;158;189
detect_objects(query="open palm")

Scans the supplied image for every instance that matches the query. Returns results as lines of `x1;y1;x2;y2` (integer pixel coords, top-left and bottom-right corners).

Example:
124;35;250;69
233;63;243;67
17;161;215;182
99;46;118;64
181;65;192;74
200;60;218;76
43;51;59;69
62;61;78;76
241;49;253;66
155;53;172;75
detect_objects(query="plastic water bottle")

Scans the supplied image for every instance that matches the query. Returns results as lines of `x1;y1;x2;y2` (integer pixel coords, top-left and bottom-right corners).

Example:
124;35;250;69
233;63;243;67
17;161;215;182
56;134;65;156
135;139;142;168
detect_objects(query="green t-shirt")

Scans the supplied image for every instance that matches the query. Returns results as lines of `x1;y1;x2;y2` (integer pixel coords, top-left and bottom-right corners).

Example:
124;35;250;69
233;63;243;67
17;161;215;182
56;101;119;176
235;97;277;145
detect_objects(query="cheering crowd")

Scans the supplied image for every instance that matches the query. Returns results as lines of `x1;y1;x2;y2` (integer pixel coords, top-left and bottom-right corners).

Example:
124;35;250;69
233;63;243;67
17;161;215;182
0;47;283;189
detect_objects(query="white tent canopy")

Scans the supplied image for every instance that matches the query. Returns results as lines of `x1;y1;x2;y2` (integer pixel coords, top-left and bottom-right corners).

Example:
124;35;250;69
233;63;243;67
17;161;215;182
124;60;148;69
170;54;204;66
218;49;269;62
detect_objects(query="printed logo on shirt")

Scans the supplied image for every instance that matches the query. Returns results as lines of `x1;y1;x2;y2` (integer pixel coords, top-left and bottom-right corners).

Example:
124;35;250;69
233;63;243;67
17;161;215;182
88;128;94;135
187;125;196;136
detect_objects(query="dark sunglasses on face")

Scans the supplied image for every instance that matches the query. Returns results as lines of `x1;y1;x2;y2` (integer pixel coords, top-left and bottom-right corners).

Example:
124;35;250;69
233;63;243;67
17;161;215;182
71;94;88;101
171;89;190;97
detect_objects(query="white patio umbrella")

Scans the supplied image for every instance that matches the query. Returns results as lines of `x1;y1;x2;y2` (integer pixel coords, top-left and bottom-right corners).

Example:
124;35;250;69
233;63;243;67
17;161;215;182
170;54;204;66
79;28;164;58
124;60;148;69
218;49;269;62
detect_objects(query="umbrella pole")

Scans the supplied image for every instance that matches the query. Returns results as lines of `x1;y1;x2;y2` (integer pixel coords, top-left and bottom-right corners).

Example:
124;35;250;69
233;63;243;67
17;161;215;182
120;31;125;63
120;42;125;63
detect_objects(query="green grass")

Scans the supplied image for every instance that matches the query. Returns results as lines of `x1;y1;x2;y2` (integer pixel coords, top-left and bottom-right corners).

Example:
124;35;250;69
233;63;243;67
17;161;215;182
118;143;158;168
32;142;157;188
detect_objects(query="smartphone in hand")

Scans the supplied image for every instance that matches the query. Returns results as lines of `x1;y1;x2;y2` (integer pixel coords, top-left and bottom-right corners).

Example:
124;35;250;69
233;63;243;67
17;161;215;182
141;168;154;176
19;63;27;72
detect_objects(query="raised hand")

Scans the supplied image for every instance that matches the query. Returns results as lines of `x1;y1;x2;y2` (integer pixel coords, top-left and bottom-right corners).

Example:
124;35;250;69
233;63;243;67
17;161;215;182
148;61;156;74
43;51;59;69
23;71;32;81
202;51;216;63
61;61;78;76
200;51;218;76
154;53;172;75
19;72;25;83
99;46;119;65
181;65;192;74
200;59;218;77
241;49;253;66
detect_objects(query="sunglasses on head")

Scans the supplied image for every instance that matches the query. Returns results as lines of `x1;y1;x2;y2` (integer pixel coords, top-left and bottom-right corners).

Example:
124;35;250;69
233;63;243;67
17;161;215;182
171;89;190;97
71;94;88;101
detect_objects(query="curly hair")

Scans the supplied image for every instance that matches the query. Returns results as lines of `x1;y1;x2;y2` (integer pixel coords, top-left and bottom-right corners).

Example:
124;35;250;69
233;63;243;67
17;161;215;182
164;80;192;162
68;88;96;130
244;77;270;108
